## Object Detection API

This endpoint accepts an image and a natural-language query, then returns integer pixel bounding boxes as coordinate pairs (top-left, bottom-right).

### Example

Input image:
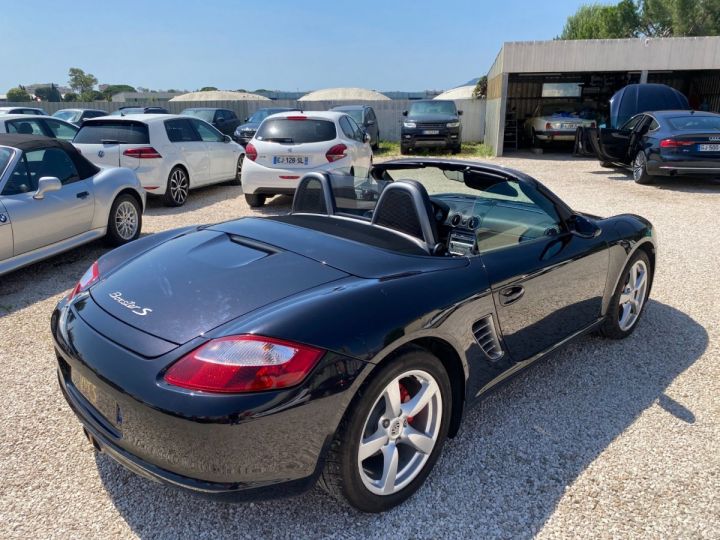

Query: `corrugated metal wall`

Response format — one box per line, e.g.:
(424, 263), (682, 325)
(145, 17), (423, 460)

(1, 99), (486, 142)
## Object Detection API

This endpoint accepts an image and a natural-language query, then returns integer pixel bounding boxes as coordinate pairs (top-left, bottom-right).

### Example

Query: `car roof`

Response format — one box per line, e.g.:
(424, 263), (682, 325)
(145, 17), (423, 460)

(650, 110), (719, 118)
(332, 105), (367, 111)
(0, 134), (100, 177)
(0, 114), (54, 121)
(84, 113), (181, 123)
(270, 110), (345, 120)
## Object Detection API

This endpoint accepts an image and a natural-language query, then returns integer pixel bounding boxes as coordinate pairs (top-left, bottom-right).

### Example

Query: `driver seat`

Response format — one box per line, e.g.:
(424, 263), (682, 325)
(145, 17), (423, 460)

(371, 179), (440, 254)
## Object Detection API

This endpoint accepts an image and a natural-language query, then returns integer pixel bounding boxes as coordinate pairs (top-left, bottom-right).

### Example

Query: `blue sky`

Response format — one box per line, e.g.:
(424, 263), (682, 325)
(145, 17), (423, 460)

(4, 0), (585, 92)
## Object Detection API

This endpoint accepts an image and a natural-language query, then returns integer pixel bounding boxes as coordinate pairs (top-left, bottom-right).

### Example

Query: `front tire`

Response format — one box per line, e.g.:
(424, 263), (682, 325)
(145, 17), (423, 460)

(632, 151), (654, 184)
(163, 166), (190, 206)
(319, 348), (451, 513)
(106, 194), (141, 246)
(244, 193), (266, 208)
(599, 250), (652, 339)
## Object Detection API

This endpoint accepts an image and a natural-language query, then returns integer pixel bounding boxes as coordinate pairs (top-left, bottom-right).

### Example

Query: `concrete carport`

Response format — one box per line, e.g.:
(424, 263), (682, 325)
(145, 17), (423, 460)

(485, 36), (720, 156)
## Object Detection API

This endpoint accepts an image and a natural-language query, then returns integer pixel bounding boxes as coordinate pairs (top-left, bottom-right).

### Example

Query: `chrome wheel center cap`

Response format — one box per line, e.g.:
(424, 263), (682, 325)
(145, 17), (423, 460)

(388, 418), (403, 439)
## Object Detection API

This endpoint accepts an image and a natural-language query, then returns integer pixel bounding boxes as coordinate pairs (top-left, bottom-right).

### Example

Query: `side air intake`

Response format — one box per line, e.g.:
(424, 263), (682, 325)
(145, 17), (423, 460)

(472, 316), (504, 361)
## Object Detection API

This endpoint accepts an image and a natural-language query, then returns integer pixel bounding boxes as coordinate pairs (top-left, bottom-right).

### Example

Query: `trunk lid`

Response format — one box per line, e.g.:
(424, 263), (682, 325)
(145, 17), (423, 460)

(90, 229), (348, 344)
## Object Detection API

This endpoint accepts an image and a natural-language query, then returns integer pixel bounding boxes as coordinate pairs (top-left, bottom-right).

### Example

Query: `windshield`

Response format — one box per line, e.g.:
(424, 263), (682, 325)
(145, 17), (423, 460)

(255, 118), (336, 143)
(667, 115), (720, 131)
(340, 109), (363, 124)
(53, 110), (79, 122)
(248, 109), (288, 123)
(408, 101), (457, 116)
(181, 109), (214, 122)
(0, 147), (13, 176)
(539, 102), (596, 119)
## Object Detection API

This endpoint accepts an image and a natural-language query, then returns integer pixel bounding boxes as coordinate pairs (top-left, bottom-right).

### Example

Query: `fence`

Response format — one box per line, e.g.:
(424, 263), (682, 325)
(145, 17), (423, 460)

(2, 99), (486, 142)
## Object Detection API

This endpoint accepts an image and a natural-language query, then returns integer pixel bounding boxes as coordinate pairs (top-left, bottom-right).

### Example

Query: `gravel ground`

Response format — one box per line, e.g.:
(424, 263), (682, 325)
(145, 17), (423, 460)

(1, 152), (718, 539)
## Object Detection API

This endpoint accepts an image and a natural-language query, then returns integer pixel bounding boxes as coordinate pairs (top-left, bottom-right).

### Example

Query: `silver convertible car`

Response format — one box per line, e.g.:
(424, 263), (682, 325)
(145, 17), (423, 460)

(0, 135), (145, 276)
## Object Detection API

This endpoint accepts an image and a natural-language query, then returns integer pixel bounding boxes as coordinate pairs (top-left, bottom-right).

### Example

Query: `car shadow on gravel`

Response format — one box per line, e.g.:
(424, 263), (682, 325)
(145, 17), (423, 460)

(587, 168), (720, 193)
(144, 185), (292, 217)
(94, 300), (707, 539)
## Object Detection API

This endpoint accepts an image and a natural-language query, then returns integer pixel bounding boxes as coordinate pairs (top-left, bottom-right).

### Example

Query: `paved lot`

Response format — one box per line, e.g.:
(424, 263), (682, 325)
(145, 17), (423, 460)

(1, 153), (718, 539)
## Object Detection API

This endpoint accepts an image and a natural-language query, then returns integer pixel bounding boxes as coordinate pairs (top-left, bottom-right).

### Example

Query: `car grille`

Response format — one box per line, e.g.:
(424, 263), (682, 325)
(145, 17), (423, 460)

(416, 122), (447, 129)
(472, 316), (504, 361)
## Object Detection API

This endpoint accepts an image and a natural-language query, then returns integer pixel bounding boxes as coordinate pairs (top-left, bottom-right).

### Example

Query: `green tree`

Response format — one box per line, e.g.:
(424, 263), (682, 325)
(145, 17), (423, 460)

(6, 86), (32, 102)
(472, 76), (488, 98)
(63, 92), (79, 102)
(200, 86), (218, 91)
(560, 0), (639, 39)
(34, 84), (62, 102)
(80, 90), (104, 102)
(101, 84), (137, 101)
(68, 67), (98, 95)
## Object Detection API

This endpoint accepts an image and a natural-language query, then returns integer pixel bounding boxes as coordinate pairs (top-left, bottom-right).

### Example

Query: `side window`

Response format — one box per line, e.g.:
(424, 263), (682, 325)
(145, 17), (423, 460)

(339, 116), (355, 139)
(346, 116), (365, 142)
(190, 119), (224, 142)
(43, 120), (78, 141)
(165, 119), (201, 142)
(648, 118), (660, 130)
(1, 155), (36, 195)
(367, 109), (376, 123)
(620, 115), (644, 132)
(214, 110), (225, 123)
(7, 119), (45, 136)
(25, 148), (79, 185)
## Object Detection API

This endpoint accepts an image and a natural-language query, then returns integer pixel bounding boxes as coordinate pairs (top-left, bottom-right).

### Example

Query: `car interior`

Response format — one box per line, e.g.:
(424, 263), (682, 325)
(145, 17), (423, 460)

(273, 165), (563, 257)
(1, 148), (80, 195)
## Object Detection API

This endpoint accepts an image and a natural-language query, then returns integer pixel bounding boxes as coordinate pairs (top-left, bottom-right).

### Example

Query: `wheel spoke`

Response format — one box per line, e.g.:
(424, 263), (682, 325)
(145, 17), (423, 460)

(402, 379), (438, 418)
(620, 302), (632, 324)
(634, 268), (646, 291)
(379, 443), (399, 494)
(359, 430), (388, 462)
(402, 426), (435, 455)
(384, 382), (402, 417)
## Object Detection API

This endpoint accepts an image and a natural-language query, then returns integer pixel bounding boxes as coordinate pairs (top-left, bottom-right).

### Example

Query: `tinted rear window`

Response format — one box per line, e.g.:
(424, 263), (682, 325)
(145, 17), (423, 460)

(255, 119), (336, 143)
(667, 116), (720, 131)
(74, 121), (149, 144)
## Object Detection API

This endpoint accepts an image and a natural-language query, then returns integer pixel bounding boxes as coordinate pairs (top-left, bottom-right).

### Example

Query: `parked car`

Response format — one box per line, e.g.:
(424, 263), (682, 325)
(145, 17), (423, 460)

(73, 114), (244, 206)
(0, 134), (145, 275)
(331, 105), (380, 149)
(524, 102), (597, 146)
(52, 108), (108, 126)
(589, 110), (720, 184)
(53, 158), (656, 512)
(241, 111), (372, 207)
(0, 106), (48, 116)
(0, 114), (78, 141)
(401, 100), (462, 154)
(110, 106), (169, 116)
(180, 108), (241, 137)
(233, 107), (298, 145)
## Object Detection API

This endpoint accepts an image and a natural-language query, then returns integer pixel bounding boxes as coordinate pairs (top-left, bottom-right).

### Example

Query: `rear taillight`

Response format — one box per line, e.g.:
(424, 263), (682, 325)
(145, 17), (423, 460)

(245, 142), (258, 161)
(164, 335), (323, 393)
(590, 122), (596, 128)
(123, 147), (162, 159)
(67, 261), (99, 301)
(326, 144), (347, 163)
(660, 138), (695, 148)
(545, 122), (552, 130)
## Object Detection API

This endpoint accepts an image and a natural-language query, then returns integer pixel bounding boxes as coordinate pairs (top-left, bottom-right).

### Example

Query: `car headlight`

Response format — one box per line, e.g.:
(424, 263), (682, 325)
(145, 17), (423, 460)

(403, 122), (416, 128)
(447, 121), (460, 128)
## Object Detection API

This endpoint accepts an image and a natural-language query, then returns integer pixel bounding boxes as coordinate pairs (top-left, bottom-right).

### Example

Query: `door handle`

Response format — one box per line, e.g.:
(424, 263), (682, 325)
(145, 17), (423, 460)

(76, 191), (89, 199)
(499, 285), (525, 306)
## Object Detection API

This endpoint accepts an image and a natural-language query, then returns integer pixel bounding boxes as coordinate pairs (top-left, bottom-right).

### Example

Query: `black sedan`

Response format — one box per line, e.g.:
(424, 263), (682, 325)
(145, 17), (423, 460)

(590, 110), (720, 183)
(180, 107), (241, 137)
(52, 159), (657, 512)
(232, 107), (298, 145)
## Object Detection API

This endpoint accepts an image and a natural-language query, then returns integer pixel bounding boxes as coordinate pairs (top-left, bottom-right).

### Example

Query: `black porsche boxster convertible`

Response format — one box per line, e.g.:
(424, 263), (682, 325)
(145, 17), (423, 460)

(52, 159), (657, 513)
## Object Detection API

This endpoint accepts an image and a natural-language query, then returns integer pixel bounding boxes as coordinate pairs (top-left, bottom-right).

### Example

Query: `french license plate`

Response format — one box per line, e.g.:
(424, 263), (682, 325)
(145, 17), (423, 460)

(273, 156), (309, 165)
(423, 130), (440, 135)
(561, 123), (576, 129)
(73, 372), (119, 428)
(698, 144), (720, 152)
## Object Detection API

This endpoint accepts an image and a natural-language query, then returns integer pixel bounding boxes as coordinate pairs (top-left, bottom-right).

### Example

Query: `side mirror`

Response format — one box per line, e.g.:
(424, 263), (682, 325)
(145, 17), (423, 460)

(223, 134), (231, 143)
(363, 132), (372, 144)
(458, 110), (464, 116)
(34, 177), (62, 200)
(569, 214), (601, 238)
(402, 111), (408, 116)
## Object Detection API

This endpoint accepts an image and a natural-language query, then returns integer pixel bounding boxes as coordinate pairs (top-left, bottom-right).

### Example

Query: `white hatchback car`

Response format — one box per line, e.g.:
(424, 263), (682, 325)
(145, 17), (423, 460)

(240, 111), (372, 207)
(73, 114), (245, 206)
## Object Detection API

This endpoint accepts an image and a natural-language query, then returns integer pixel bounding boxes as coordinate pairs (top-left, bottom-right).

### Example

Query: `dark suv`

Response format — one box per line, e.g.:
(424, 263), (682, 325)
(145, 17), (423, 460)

(401, 100), (462, 154)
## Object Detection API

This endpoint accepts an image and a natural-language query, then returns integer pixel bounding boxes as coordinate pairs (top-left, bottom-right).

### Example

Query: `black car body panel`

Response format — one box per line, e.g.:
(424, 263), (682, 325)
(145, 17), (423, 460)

(180, 108), (241, 136)
(52, 158), (657, 500)
(609, 83), (688, 129)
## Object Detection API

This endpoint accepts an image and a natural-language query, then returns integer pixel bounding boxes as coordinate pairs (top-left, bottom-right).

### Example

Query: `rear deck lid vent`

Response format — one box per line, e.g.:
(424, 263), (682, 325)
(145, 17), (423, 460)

(472, 316), (504, 361)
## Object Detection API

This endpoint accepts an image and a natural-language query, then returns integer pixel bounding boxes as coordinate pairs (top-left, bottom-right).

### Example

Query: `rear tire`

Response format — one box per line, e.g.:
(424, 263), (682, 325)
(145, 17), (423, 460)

(245, 193), (266, 208)
(163, 166), (190, 206)
(319, 348), (451, 513)
(106, 194), (141, 246)
(632, 151), (654, 184)
(599, 250), (652, 339)
(227, 155), (244, 186)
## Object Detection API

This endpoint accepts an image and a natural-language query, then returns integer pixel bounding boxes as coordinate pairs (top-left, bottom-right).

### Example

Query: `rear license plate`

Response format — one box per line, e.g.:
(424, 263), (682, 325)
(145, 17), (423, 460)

(561, 123), (576, 129)
(273, 156), (309, 165)
(73, 372), (119, 428)
(423, 130), (440, 135)
(698, 144), (720, 152)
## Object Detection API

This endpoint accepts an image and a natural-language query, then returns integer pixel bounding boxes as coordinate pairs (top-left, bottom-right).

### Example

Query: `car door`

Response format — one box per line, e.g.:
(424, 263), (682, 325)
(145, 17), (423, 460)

(475, 178), (609, 362)
(188, 118), (235, 182)
(0, 148), (95, 255)
(365, 108), (379, 143)
(42, 119), (79, 141)
(594, 114), (646, 163)
(164, 118), (211, 185)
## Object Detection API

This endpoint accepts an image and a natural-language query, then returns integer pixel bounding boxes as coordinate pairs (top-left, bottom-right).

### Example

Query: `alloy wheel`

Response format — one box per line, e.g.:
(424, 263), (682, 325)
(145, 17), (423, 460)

(114, 200), (138, 240)
(618, 259), (648, 331)
(170, 169), (189, 204)
(357, 370), (442, 496)
(633, 153), (645, 181)
(236, 155), (244, 181)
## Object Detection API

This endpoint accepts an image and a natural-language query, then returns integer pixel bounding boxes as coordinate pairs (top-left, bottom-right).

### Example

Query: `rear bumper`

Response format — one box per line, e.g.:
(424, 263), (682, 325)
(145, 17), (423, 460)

(240, 157), (352, 195)
(534, 130), (576, 142)
(401, 128), (460, 149)
(647, 156), (720, 176)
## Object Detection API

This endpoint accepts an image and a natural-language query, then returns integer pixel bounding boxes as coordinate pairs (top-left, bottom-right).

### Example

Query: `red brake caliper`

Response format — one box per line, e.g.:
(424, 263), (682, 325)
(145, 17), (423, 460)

(399, 382), (414, 424)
